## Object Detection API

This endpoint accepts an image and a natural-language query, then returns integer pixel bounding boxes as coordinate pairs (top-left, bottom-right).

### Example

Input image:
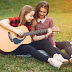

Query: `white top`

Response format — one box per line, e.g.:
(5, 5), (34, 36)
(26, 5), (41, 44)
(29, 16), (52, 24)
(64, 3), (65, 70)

(37, 16), (47, 23)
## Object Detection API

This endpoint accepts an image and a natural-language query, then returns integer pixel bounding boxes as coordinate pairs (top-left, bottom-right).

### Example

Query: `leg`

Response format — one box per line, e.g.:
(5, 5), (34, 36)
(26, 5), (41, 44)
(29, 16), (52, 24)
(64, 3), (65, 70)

(56, 41), (72, 56)
(12, 44), (48, 62)
(12, 44), (63, 68)
(30, 39), (70, 59)
(30, 39), (57, 56)
(30, 39), (69, 64)
(53, 47), (70, 59)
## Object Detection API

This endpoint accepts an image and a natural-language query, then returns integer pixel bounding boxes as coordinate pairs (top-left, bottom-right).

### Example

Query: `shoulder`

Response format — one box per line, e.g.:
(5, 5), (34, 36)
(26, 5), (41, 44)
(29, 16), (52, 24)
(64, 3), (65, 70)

(46, 16), (53, 21)
(8, 16), (20, 21)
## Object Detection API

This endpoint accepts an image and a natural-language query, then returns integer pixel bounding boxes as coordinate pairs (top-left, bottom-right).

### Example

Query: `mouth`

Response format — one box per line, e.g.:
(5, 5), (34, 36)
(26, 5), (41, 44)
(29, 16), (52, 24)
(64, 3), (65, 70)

(28, 19), (32, 22)
(40, 15), (44, 17)
(40, 15), (43, 16)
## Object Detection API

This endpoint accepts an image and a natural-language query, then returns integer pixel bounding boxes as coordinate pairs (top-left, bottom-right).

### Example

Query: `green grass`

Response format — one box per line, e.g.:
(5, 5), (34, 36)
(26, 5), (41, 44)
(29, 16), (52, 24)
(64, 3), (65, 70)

(0, 54), (72, 72)
(49, 13), (72, 41)
(0, 0), (72, 72)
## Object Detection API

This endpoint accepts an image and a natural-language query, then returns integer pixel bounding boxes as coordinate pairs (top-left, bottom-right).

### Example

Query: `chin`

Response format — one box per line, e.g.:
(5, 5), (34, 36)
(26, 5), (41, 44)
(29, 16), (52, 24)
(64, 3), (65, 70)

(27, 20), (30, 22)
(28, 21), (31, 22)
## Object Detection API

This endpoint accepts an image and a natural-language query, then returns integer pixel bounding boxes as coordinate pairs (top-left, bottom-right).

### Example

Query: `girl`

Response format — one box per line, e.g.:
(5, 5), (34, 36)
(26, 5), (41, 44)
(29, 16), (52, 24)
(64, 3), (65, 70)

(0, 5), (64, 68)
(31, 1), (72, 63)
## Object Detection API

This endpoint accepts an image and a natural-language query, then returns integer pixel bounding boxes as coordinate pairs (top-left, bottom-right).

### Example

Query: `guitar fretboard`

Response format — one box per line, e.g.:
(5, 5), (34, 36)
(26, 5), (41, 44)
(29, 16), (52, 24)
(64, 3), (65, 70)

(24, 29), (48, 36)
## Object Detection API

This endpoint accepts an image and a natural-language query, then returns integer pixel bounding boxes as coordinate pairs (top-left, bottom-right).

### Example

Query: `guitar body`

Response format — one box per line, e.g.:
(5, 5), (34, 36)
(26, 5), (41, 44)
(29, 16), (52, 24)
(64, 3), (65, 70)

(0, 26), (31, 52)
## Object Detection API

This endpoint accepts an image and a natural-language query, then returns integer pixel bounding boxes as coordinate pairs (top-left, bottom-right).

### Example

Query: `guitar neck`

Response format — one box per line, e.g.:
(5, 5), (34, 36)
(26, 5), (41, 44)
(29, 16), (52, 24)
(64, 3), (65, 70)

(24, 27), (59, 36)
(24, 29), (48, 36)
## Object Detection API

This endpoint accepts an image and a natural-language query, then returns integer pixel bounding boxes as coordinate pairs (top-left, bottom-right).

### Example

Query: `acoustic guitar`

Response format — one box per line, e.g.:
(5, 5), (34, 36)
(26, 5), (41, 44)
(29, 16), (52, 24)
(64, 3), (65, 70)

(0, 25), (59, 52)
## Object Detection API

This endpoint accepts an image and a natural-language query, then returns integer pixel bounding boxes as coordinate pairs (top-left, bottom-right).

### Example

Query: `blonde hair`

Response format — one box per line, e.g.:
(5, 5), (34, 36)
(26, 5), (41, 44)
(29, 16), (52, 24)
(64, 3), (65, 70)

(19, 5), (34, 26)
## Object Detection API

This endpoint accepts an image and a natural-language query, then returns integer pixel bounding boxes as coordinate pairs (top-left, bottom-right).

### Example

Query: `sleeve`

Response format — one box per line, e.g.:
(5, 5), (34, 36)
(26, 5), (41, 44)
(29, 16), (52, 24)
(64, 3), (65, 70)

(31, 25), (36, 38)
(49, 17), (54, 37)
(49, 17), (54, 28)
(48, 36), (56, 46)
(48, 17), (55, 46)
(8, 17), (20, 27)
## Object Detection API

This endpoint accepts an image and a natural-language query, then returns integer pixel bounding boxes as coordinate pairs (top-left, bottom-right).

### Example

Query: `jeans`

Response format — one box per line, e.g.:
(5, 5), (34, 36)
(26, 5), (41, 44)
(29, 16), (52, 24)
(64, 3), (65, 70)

(56, 41), (72, 56)
(30, 39), (70, 59)
(12, 44), (48, 62)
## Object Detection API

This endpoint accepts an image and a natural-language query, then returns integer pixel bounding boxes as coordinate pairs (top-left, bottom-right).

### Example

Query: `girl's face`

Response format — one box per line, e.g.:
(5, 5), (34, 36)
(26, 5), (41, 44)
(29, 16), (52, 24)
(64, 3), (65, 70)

(39, 7), (47, 19)
(25, 11), (35, 22)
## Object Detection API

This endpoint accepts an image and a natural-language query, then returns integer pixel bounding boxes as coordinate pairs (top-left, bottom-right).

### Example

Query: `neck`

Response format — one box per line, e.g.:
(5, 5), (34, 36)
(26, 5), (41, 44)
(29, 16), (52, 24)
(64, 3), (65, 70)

(39, 17), (45, 19)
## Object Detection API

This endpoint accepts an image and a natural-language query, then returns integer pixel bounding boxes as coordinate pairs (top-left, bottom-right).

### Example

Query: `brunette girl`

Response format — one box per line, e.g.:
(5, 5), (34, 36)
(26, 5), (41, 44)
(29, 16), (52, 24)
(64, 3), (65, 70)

(31, 1), (72, 63)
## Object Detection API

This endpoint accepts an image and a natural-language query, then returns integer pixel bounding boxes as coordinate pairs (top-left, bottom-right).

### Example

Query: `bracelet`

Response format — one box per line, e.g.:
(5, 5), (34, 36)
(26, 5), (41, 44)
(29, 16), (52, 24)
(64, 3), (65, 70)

(45, 35), (48, 38)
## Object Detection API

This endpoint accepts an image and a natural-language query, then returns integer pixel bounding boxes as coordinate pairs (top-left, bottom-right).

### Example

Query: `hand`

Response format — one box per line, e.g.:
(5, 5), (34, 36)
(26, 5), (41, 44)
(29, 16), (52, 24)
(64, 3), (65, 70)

(52, 27), (60, 32)
(53, 45), (56, 47)
(15, 29), (24, 37)
(46, 28), (52, 37)
(48, 28), (52, 34)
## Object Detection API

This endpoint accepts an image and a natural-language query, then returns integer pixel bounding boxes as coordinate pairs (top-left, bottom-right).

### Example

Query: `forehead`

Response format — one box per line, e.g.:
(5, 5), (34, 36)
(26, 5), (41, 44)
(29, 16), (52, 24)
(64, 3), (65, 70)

(28, 11), (35, 15)
(39, 7), (47, 12)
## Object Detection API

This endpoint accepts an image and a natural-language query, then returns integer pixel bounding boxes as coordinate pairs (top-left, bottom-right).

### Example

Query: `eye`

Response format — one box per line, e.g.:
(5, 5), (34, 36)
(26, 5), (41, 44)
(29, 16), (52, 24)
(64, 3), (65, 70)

(30, 15), (32, 17)
(39, 11), (42, 12)
(30, 14), (34, 17)
(43, 12), (46, 13)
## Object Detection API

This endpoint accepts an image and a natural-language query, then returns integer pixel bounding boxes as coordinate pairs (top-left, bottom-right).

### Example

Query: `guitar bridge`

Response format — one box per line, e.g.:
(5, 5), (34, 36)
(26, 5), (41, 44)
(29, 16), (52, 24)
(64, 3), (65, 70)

(8, 32), (13, 42)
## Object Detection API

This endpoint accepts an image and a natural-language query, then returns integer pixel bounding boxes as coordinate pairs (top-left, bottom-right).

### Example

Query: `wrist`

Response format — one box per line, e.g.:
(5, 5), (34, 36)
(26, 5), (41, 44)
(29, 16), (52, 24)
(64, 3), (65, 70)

(13, 28), (18, 34)
(45, 34), (48, 38)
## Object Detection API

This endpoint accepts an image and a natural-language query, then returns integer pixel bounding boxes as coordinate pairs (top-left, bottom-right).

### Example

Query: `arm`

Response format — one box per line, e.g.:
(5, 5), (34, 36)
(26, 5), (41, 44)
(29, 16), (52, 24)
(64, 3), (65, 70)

(0, 19), (23, 36)
(0, 19), (17, 33)
(31, 19), (52, 41)
(49, 17), (60, 32)
(49, 18), (60, 47)
(31, 26), (52, 41)
(48, 17), (56, 46)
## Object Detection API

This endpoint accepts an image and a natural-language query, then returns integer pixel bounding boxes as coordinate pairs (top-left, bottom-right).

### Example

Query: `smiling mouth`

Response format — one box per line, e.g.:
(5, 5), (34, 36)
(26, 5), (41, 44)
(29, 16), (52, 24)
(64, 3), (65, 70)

(28, 19), (32, 22)
(40, 15), (43, 16)
(30, 19), (32, 21)
(40, 15), (44, 17)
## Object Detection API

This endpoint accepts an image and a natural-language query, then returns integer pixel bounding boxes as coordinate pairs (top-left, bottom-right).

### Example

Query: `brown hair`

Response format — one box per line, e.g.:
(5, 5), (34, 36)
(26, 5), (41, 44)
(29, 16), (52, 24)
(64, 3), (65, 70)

(34, 1), (49, 20)
(19, 5), (34, 26)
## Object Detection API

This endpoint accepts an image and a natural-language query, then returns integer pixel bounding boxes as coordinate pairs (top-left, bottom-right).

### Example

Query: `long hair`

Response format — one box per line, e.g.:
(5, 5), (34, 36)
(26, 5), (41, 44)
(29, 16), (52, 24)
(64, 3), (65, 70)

(19, 5), (34, 26)
(34, 1), (49, 20)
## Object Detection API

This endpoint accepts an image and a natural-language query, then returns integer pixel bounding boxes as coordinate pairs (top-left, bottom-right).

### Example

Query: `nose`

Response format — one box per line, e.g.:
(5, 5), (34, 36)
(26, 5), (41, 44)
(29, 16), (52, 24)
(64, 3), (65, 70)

(41, 12), (43, 15)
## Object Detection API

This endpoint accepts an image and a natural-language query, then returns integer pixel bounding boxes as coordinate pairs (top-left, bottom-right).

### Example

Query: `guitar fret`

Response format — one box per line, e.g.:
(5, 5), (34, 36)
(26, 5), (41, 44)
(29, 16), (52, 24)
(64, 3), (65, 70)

(24, 29), (48, 36)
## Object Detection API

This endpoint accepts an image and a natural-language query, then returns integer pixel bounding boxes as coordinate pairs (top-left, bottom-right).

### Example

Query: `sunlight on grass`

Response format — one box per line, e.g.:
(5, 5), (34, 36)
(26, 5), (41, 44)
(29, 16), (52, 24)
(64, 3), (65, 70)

(49, 13), (72, 41)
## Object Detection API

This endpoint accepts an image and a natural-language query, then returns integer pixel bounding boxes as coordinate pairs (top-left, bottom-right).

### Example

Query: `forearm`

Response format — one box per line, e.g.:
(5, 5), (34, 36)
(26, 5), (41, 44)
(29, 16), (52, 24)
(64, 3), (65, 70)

(33, 28), (52, 41)
(0, 19), (16, 33)
(31, 25), (46, 41)
(33, 35), (46, 41)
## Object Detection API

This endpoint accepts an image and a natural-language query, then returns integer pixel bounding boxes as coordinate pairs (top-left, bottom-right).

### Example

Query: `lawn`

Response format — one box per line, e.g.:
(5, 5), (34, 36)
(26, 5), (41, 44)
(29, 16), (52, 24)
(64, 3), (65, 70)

(0, 0), (72, 72)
